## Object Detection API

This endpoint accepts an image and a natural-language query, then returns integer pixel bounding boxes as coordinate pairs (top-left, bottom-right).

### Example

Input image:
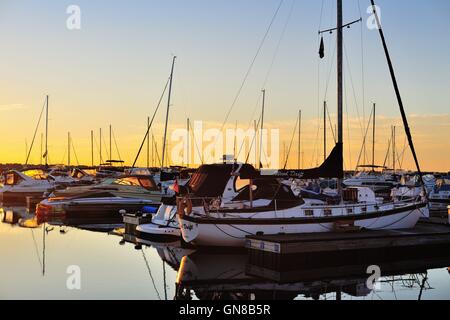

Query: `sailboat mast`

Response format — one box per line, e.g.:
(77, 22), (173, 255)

(147, 117), (150, 168)
(372, 103), (376, 170)
(187, 118), (190, 168)
(40, 133), (43, 165)
(99, 128), (102, 165)
(298, 109), (302, 169)
(337, 0), (343, 194)
(393, 126), (396, 173)
(91, 130), (94, 166)
(337, 0), (343, 146)
(161, 56), (176, 170)
(109, 125), (112, 162)
(45, 95), (49, 167)
(324, 101), (327, 162)
(68, 132), (71, 167)
(259, 89), (266, 169)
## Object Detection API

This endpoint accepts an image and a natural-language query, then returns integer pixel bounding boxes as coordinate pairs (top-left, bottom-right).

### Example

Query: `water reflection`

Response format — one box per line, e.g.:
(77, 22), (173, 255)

(1, 205), (450, 300)
(173, 249), (446, 300)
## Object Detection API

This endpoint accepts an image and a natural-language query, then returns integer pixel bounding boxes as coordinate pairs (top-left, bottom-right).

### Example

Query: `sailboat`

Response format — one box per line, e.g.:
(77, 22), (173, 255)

(178, 0), (428, 247)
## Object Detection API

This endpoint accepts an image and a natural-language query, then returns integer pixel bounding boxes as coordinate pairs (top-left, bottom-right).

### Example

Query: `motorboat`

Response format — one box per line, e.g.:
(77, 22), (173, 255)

(429, 176), (450, 211)
(36, 174), (164, 222)
(0, 170), (55, 205)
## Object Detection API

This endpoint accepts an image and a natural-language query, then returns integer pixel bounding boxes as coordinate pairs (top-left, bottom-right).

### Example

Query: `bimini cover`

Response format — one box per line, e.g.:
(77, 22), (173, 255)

(188, 164), (235, 197)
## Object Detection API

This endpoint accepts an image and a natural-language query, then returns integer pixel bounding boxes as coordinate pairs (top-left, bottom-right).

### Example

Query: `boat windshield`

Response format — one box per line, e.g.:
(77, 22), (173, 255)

(114, 176), (158, 191)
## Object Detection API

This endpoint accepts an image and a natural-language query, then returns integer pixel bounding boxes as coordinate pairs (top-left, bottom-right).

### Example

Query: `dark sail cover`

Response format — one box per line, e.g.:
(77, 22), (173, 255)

(280, 143), (344, 179)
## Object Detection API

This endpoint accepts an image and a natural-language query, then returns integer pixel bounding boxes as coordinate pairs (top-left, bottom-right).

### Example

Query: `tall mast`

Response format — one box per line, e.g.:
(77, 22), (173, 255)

(254, 120), (258, 167)
(161, 56), (176, 171)
(40, 133), (43, 165)
(337, 0), (343, 195)
(109, 125), (112, 162)
(259, 89), (266, 169)
(91, 130), (94, 166)
(298, 109), (302, 169)
(151, 134), (154, 167)
(147, 117), (150, 168)
(187, 118), (190, 168)
(337, 0), (343, 146)
(68, 132), (71, 167)
(45, 95), (49, 167)
(99, 128), (102, 165)
(372, 103), (376, 170)
(393, 126), (396, 173)
(324, 101), (327, 162)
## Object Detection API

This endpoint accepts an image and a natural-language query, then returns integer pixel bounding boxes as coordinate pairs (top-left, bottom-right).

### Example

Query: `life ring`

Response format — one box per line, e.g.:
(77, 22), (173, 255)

(177, 197), (193, 217)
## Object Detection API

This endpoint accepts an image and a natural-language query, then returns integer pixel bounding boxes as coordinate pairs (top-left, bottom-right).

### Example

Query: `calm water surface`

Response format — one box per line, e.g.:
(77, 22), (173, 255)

(1, 206), (450, 300)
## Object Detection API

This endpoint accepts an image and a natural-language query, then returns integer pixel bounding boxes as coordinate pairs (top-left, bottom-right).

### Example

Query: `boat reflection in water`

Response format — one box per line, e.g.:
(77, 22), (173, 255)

(1, 206), (39, 228)
(173, 245), (450, 300)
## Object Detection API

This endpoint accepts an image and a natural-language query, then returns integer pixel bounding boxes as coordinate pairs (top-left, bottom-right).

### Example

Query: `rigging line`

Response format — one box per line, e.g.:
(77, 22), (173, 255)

(355, 107), (374, 170)
(215, 0), (284, 142)
(326, 103), (337, 144)
(71, 139), (80, 166)
(93, 135), (101, 164)
(112, 129), (122, 162)
(189, 119), (203, 165)
(235, 0), (295, 154)
(383, 135), (392, 168)
(140, 248), (162, 300)
(232, 0), (292, 159)
(151, 132), (162, 167)
(132, 77), (170, 168)
(244, 115), (262, 164)
(398, 136), (407, 169)
(283, 117), (299, 169)
(344, 43), (366, 143)
(25, 98), (47, 165)
(101, 131), (110, 161)
(357, 0), (367, 165)
(344, 76), (352, 170)
(370, 0), (426, 195)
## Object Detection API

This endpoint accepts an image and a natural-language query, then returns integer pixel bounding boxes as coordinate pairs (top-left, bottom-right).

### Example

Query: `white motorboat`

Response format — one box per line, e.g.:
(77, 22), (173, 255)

(0, 170), (54, 204)
(429, 176), (450, 211)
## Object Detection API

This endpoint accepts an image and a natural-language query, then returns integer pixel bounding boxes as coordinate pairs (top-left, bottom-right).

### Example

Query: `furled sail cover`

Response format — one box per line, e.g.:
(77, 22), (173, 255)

(280, 143), (344, 179)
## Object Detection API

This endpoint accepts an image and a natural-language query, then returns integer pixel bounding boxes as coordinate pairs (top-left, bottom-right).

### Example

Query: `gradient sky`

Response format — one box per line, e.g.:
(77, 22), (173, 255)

(0, 0), (449, 171)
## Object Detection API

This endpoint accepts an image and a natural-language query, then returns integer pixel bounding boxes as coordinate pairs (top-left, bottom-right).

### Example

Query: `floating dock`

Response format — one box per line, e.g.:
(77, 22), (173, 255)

(246, 221), (450, 255)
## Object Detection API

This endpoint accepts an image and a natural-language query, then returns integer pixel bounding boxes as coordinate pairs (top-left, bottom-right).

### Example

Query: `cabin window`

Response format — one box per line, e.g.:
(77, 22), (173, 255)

(361, 206), (367, 213)
(324, 209), (332, 216)
(347, 208), (353, 214)
(235, 177), (250, 191)
(305, 209), (314, 217)
(6, 173), (16, 185)
(138, 178), (157, 190)
(116, 177), (140, 186)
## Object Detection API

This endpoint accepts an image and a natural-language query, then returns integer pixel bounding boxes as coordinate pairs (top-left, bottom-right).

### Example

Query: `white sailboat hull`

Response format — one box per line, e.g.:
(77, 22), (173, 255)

(179, 204), (425, 247)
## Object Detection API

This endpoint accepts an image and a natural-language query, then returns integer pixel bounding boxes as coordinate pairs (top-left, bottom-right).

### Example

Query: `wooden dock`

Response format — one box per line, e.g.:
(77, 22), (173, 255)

(245, 221), (450, 255)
